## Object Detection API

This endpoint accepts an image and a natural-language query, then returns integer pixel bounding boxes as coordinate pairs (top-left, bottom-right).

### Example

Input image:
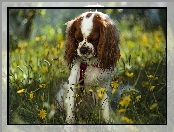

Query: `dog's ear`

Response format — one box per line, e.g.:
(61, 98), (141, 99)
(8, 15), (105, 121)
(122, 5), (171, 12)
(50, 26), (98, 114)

(97, 19), (120, 70)
(64, 20), (78, 67)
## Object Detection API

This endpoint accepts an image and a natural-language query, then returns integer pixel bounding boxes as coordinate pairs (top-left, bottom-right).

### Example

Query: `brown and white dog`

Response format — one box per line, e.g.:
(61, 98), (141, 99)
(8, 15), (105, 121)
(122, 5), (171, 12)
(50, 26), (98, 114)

(56, 11), (120, 124)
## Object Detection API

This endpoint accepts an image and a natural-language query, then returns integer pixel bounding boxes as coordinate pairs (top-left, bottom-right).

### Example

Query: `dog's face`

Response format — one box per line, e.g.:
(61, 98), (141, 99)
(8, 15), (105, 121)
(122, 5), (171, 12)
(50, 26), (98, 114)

(75, 12), (101, 59)
(64, 11), (120, 69)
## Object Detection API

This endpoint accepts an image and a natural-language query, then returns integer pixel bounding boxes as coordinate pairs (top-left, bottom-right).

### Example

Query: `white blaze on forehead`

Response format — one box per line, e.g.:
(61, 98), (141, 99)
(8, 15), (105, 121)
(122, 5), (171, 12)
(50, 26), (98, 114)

(81, 12), (95, 38)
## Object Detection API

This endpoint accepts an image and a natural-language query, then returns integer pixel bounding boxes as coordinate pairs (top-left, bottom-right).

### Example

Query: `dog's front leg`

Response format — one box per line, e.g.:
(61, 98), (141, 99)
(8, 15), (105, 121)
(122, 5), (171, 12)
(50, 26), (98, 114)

(101, 92), (110, 123)
(65, 63), (80, 124)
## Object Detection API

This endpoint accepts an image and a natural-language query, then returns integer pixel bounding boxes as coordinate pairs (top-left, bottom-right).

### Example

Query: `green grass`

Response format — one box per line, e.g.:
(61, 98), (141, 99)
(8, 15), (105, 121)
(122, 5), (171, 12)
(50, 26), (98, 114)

(9, 20), (166, 124)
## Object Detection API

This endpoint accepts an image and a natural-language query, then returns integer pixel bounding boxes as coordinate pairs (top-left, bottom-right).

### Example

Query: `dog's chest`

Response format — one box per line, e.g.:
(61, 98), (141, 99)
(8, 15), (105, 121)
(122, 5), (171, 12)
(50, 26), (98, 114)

(82, 66), (110, 85)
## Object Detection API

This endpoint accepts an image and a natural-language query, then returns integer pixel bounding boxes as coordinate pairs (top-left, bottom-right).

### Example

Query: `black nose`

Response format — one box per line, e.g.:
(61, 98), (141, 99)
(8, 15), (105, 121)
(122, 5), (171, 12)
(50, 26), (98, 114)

(80, 47), (88, 54)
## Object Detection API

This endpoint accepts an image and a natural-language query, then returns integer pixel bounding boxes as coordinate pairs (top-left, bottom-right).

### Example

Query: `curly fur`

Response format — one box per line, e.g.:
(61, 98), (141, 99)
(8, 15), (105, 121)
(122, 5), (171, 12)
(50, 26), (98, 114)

(64, 13), (120, 70)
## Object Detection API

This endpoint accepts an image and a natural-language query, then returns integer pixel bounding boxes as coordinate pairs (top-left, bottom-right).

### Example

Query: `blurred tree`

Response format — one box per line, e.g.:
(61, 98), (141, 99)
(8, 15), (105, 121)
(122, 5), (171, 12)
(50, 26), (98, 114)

(9, 9), (41, 50)
(116, 9), (166, 37)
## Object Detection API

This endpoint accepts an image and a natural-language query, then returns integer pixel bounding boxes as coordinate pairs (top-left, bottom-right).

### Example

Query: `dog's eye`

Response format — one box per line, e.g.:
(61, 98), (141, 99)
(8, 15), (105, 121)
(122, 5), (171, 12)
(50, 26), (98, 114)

(75, 37), (83, 42)
(90, 39), (98, 43)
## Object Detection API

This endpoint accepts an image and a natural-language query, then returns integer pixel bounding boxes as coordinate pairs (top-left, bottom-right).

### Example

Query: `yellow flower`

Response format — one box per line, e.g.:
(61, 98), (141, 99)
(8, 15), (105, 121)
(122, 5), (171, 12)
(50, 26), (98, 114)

(98, 93), (104, 99)
(150, 103), (157, 110)
(131, 88), (136, 94)
(136, 95), (141, 102)
(111, 81), (119, 89)
(111, 88), (117, 95)
(142, 81), (149, 87)
(15, 48), (19, 53)
(41, 66), (47, 73)
(147, 75), (154, 79)
(35, 37), (41, 41)
(38, 109), (47, 119)
(30, 91), (34, 99)
(59, 69), (64, 73)
(78, 99), (83, 105)
(44, 49), (49, 56)
(150, 86), (155, 91)
(39, 84), (43, 88)
(51, 104), (55, 109)
(155, 77), (158, 80)
(97, 88), (105, 99)
(119, 95), (131, 107)
(17, 89), (25, 94)
(75, 94), (79, 98)
(89, 89), (93, 93)
(41, 95), (44, 101)
(111, 74), (115, 79)
(127, 41), (134, 48)
(20, 49), (25, 54)
(122, 116), (134, 124)
(118, 108), (126, 113)
(125, 71), (134, 78)
(13, 62), (18, 67)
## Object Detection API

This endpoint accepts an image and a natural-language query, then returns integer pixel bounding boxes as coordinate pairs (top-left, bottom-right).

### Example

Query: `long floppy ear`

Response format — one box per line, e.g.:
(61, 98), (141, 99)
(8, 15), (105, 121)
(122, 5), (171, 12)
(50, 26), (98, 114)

(64, 20), (78, 67)
(97, 18), (120, 70)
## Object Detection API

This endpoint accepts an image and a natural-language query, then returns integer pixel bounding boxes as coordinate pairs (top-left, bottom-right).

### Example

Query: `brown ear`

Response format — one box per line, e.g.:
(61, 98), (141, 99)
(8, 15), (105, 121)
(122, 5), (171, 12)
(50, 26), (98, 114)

(64, 20), (78, 67)
(97, 19), (120, 70)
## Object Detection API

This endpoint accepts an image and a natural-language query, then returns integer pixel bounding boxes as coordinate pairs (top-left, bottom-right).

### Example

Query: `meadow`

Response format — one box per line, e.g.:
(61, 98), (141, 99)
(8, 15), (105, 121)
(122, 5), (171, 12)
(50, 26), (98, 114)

(8, 9), (166, 124)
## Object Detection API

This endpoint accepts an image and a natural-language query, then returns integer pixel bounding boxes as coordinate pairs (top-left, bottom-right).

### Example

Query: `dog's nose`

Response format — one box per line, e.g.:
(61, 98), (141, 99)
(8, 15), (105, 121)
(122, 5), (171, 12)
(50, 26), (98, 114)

(80, 47), (88, 54)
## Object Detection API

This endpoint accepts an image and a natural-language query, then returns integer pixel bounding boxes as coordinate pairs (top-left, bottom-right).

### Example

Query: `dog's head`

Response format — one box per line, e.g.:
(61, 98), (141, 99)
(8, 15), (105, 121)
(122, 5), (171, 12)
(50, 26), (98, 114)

(64, 11), (120, 69)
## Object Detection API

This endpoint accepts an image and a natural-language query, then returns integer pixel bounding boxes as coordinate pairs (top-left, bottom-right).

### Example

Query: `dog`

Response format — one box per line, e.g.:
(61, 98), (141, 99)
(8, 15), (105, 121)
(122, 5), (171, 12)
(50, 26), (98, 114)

(56, 11), (120, 124)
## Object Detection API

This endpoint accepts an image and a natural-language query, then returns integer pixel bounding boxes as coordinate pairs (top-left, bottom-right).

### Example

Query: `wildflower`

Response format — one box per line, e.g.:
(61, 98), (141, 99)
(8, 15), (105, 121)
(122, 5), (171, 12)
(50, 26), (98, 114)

(125, 71), (134, 78)
(118, 108), (126, 113)
(38, 109), (47, 119)
(39, 84), (43, 88)
(111, 74), (115, 80)
(13, 62), (18, 67)
(122, 116), (134, 124)
(147, 75), (154, 79)
(111, 81), (119, 89)
(41, 95), (44, 101)
(78, 99), (83, 105)
(119, 95), (131, 107)
(150, 103), (157, 110)
(30, 91), (34, 99)
(150, 86), (155, 91)
(97, 88), (105, 99)
(44, 49), (49, 56)
(35, 37), (41, 41)
(111, 88), (117, 95)
(17, 89), (25, 94)
(130, 88), (136, 94)
(89, 88), (93, 93)
(20, 49), (25, 54)
(155, 77), (158, 80)
(59, 69), (64, 73)
(136, 95), (141, 102)
(51, 104), (55, 109)
(15, 48), (19, 53)
(127, 41), (134, 48)
(41, 66), (47, 73)
(142, 81), (149, 87)
(75, 94), (79, 98)
(77, 84), (81, 89)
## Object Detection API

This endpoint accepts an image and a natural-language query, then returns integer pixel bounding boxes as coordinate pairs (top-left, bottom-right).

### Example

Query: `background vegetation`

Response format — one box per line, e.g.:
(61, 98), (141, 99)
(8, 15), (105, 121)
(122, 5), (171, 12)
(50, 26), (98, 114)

(9, 8), (166, 124)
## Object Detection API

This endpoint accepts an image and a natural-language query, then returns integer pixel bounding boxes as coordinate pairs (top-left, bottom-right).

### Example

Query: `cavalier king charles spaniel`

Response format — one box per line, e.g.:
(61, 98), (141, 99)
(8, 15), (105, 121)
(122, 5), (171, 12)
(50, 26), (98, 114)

(56, 11), (120, 124)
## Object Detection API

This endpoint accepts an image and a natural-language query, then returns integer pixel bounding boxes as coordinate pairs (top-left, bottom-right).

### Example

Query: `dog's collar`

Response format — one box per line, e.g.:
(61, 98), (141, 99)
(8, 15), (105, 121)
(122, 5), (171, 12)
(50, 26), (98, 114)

(79, 62), (102, 85)
(79, 62), (87, 85)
